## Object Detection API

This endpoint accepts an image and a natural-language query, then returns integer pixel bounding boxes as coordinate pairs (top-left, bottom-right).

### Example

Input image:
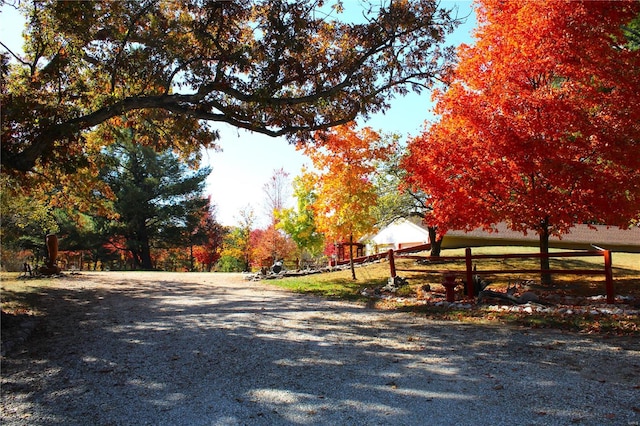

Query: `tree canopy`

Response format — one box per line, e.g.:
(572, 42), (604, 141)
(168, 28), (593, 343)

(1, 0), (461, 175)
(405, 0), (640, 235)
(0, 175), (59, 262)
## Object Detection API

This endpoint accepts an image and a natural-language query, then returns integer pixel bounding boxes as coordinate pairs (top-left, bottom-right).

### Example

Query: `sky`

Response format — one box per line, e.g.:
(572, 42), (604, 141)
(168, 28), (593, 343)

(0, 1), (477, 228)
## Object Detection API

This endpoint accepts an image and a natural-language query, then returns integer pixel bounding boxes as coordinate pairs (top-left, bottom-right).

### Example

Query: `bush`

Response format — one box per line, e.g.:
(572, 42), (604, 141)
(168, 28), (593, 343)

(216, 255), (246, 272)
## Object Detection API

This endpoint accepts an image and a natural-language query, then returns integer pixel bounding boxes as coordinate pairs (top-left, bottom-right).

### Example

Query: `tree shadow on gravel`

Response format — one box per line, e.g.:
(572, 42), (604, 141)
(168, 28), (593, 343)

(1, 273), (639, 426)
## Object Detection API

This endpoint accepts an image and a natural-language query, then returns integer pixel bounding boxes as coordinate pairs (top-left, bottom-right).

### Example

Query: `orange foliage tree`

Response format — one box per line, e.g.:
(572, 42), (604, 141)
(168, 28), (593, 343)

(299, 122), (395, 279)
(404, 0), (640, 283)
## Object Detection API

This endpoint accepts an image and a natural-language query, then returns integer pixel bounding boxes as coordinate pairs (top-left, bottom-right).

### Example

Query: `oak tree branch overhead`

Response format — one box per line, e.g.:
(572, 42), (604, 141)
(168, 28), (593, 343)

(1, 0), (462, 173)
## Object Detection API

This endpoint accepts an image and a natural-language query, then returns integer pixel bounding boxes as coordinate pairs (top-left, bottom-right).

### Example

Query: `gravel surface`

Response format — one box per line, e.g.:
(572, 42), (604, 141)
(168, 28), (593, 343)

(1, 271), (639, 426)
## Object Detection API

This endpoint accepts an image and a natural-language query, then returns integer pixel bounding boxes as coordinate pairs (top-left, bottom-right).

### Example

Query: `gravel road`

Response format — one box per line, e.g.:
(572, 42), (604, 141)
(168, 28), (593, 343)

(1, 271), (639, 425)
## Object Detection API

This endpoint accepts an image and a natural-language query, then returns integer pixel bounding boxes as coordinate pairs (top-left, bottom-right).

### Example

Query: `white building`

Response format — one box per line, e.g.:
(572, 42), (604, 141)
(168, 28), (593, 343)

(365, 218), (431, 254)
(366, 219), (640, 254)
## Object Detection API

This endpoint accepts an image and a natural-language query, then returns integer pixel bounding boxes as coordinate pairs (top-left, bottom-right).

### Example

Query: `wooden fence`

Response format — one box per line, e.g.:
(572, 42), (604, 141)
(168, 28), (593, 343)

(387, 247), (616, 303)
(331, 243), (433, 266)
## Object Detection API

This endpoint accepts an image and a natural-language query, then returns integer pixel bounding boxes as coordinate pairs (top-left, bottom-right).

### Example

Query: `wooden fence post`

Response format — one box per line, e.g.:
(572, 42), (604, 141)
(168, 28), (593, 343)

(603, 250), (614, 304)
(465, 247), (474, 298)
(388, 249), (396, 278)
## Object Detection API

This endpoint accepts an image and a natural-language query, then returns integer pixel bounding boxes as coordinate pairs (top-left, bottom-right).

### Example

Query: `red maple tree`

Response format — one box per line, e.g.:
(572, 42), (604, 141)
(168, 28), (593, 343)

(403, 0), (640, 283)
(249, 226), (297, 271)
(191, 198), (225, 272)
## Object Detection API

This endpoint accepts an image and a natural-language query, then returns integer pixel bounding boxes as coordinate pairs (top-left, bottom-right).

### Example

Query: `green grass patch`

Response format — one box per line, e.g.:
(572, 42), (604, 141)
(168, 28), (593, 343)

(1, 272), (49, 317)
(273, 274), (386, 300)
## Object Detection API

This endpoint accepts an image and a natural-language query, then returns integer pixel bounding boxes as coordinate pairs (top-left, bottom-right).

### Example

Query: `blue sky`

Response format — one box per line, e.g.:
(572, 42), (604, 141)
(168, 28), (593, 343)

(0, 1), (476, 227)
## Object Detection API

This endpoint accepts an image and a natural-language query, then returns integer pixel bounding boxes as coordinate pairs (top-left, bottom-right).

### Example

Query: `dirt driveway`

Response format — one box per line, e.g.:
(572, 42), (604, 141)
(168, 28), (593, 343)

(1, 271), (639, 425)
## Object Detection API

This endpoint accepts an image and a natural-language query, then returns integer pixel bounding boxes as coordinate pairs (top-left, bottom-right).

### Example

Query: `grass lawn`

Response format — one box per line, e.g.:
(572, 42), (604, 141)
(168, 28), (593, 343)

(268, 247), (640, 335)
(1, 276), (48, 316)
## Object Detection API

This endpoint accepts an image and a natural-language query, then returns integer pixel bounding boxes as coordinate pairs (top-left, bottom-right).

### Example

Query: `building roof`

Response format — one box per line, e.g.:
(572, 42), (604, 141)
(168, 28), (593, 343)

(443, 223), (640, 253)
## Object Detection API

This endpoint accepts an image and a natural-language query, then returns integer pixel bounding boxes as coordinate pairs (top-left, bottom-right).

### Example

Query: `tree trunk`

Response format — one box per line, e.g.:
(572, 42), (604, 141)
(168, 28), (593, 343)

(349, 234), (357, 280)
(130, 251), (141, 270)
(134, 242), (154, 270)
(138, 223), (154, 269)
(539, 218), (552, 285)
(141, 237), (154, 269)
(427, 226), (443, 257)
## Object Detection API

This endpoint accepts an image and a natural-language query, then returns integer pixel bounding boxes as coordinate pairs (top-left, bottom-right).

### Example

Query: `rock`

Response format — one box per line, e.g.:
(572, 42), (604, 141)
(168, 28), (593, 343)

(382, 276), (408, 293)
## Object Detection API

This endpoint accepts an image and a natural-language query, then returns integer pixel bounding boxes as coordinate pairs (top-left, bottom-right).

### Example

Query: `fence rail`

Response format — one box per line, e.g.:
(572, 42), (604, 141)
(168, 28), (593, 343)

(388, 247), (615, 303)
(331, 243), (433, 267)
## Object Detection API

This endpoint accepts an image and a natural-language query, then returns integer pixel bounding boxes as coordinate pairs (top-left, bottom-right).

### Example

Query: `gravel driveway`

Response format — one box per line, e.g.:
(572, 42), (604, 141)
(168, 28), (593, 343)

(1, 272), (639, 425)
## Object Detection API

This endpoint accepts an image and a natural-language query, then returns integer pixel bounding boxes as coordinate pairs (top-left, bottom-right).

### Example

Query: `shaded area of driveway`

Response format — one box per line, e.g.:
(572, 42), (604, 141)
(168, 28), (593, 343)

(1, 272), (639, 425)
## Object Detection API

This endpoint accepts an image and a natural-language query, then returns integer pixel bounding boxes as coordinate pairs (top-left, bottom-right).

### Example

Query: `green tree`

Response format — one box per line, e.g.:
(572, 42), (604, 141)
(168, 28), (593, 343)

(277, 174), (324, 261)
(217, 206), (255, 272)
(0, 176), (59, 268)
(217, 226), (246, 272)
(54, 210), (119, 270)
(1, 0), (461, 177)
(101, 131), (210, 269)
(623, 14), (640, 49)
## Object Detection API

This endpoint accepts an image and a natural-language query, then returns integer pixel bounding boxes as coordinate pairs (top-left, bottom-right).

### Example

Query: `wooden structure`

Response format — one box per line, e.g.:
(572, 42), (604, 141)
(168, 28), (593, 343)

(335, 241), (365, 262)
(388, 247), (616, 303)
